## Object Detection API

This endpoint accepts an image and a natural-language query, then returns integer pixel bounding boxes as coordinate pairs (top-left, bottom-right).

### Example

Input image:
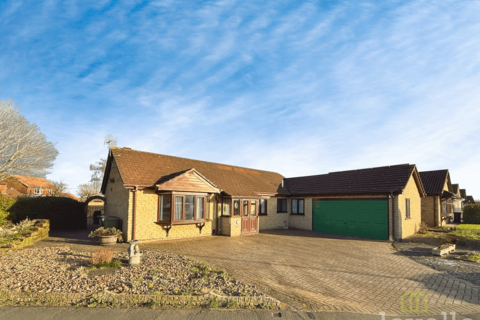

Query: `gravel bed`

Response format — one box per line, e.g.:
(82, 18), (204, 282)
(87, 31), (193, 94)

(0, 247), (264, 297)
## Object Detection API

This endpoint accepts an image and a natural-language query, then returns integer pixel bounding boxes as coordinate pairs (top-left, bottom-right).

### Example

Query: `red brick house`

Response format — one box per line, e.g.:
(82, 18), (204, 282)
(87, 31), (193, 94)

(2, 175), (55, 197)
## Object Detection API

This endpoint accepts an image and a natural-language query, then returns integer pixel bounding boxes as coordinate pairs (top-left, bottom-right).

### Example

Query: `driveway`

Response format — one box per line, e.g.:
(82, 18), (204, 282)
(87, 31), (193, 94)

(139, 229), (480, 315)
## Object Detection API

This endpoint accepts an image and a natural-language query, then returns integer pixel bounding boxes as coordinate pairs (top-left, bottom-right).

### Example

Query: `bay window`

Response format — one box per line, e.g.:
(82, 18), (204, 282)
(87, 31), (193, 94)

(158, 195), (171, 221)
(196, 197), (205, 219)
(158, 194), (207, 224)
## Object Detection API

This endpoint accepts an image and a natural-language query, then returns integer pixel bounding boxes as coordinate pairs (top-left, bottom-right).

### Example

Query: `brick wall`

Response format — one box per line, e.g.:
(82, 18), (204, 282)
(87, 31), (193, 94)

(397, 175), (422, 238)
(288, 198), (313, 230)
(258, 197), (289, 230)
(103, 159), (131, 241)
(421, 195), (438, 227)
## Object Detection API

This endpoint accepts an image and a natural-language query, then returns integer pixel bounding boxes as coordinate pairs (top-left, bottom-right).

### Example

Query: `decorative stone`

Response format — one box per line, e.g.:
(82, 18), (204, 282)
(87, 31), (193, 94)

(432, 243), (456, 256)
(128, 240), (142, 265)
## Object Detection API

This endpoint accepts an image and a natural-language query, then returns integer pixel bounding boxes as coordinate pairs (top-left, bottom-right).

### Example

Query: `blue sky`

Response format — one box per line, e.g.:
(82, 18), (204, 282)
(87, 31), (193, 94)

(1, 0), (480, 197)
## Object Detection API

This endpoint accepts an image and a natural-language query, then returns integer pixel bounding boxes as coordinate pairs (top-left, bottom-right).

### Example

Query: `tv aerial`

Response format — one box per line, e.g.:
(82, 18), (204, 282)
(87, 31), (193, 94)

(104, 134), (117, 148)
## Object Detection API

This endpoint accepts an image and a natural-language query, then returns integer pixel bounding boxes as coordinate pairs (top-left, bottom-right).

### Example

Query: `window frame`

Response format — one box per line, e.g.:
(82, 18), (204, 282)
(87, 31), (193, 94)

(405, 198), (411, 219)
(157, 193), (208, 224)
(277, 198), (288, 213)
(221, 198), (232, 216)
(291, 199), (305, 215)
(259, 199), (268, 215)
(157, 194), (172, 222)
(233, 199), (241, 216)
(33, 187), (42, 195)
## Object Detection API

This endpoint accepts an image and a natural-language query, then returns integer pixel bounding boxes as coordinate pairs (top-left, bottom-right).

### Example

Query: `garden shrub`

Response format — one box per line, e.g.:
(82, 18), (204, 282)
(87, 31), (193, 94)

(8, 196), (86, 230)
(463, 204), (480, 224)
(91, 248), (115, 265)
(0, 194), (17, 226)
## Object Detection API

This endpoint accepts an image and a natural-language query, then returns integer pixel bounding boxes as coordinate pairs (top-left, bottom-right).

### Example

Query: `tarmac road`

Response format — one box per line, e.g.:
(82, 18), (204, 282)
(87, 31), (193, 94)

(1, 307), (480, 320)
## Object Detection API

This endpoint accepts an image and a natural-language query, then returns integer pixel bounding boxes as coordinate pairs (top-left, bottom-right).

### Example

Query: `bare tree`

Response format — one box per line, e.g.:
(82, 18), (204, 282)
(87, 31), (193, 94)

(0, 98), (58, 181)
(76, 183), (98, 201)
(49, 180), (69, 196)
(89, 158), (106, 193)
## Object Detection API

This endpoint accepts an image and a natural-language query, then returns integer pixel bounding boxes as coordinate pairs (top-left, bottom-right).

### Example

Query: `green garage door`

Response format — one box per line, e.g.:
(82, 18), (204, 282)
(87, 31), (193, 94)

(313, 200), (388, 240)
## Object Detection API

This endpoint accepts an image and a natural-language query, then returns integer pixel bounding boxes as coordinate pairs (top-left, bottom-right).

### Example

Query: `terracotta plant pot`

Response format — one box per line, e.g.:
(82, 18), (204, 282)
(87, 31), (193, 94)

(99, 235), (117, 246)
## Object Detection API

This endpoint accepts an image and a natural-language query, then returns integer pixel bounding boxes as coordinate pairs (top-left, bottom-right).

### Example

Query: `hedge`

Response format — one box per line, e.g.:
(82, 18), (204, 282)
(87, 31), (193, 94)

(463, 204), (480, 224)
(6, 196), (86, 230)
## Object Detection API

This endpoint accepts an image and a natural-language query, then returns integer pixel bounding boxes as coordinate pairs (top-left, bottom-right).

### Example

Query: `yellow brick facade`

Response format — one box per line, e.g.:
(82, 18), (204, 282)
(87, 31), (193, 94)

(103, 160), (131, 241)
(220, 216), (242, 236)
(421, 195), (440, 227)
(258, 197), (289, 230)
(396, 175), (422, 238)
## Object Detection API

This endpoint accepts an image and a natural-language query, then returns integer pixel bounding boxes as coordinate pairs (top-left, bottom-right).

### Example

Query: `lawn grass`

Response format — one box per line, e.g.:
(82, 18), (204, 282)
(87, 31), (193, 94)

(449, 229), (480, 240)
(467, 254), (480, 262)
(457, 224), (480, 230)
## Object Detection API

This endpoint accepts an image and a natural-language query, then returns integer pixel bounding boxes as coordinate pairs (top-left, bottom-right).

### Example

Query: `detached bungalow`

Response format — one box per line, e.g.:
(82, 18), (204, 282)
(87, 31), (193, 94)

(101, 147), (425, 242)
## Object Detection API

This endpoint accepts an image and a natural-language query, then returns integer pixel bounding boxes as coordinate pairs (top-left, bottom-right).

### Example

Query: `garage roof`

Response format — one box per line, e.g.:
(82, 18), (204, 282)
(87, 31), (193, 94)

(284, 164), (425, 196)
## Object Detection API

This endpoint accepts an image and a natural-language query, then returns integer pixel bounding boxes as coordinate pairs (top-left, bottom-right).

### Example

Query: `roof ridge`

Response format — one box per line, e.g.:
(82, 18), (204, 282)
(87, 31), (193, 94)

(284, 164), (413, 180)
(419, 169), (449, 173)
(113, 147), (283, 176)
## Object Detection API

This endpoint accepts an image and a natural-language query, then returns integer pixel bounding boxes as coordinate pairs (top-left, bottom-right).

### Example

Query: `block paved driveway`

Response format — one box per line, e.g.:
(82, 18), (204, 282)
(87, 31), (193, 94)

(142, 229), (480, 315)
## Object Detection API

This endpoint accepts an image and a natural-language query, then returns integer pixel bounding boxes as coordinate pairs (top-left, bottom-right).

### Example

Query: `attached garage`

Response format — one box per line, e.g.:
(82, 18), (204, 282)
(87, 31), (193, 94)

(282, 164), (427, 240)
(313, 200), (388, 240)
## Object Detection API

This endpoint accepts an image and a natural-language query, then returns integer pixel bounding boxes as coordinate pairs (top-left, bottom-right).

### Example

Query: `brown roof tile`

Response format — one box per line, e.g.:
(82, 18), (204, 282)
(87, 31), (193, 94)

(105, 147), (284, 197)
(284, 164), (422, 196)
(11, 175), (54, 189)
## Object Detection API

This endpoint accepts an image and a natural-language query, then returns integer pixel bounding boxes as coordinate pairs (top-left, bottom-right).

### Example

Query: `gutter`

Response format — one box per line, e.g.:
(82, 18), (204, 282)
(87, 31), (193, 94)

(390, 192), (395, 241)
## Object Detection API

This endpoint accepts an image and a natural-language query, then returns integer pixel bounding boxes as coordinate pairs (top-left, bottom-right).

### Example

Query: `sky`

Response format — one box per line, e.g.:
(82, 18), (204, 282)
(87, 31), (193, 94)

(1, 0), (480, 198)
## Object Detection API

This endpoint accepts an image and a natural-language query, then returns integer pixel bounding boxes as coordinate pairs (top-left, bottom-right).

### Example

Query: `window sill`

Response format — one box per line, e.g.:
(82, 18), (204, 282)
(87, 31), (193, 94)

(155, 219), (210, 226)
(290, 213), (305, 216)
(277, 211), (288, 214)
(258, 213), (268, 216)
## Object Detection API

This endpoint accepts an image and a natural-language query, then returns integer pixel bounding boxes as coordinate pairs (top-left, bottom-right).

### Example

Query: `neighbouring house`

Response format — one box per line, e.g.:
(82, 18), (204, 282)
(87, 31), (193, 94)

(0, 175), (78, 200)
(0, 182), (21, 197)
(451, 184), (464, 223)
(465, 195), (476, 205)
(419, 170), (459, 226)
(460, 189), (476, 206)
(2, 175), (55, 197)
(101, 147), (426, 242)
